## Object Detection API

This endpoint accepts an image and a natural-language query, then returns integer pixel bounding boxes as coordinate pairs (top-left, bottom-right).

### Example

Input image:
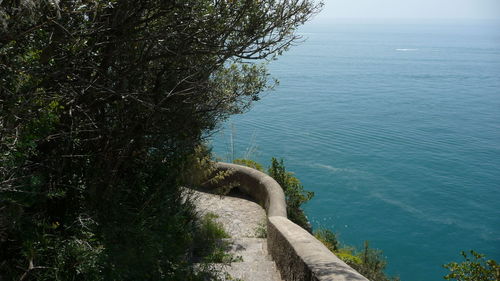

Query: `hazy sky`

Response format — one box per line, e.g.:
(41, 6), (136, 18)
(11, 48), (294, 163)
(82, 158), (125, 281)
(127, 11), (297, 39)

(317, 0), (500, 20)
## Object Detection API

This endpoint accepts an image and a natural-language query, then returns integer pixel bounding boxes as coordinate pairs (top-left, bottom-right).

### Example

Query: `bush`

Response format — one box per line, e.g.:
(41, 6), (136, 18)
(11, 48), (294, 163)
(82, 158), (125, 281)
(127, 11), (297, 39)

(233, 157), (398, 280)
(233, 159), (265, 172)
(268, 158), (314, 232)
(352, 241), (399, 281)
(192, 213), (236, 264)
(443, 250), (499, 281)
(314, 228), (340, 252)
(314, 228), (399, 281)
(231, 157), (314, 231)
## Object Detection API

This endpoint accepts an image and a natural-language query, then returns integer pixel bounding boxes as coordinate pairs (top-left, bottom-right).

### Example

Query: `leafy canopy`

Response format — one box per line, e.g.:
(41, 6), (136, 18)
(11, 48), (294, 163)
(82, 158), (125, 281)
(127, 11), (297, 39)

(0, 0), (321, 280)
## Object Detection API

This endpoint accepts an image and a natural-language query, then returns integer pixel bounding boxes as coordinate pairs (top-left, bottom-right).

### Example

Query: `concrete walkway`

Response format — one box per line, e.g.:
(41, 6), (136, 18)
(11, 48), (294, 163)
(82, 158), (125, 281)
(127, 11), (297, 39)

(190, 188), (283, 281)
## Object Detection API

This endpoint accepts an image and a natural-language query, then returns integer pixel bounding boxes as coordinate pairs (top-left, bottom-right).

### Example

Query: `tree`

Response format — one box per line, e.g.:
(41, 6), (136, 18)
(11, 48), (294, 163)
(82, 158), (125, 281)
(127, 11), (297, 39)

(0, 0), (321, 280)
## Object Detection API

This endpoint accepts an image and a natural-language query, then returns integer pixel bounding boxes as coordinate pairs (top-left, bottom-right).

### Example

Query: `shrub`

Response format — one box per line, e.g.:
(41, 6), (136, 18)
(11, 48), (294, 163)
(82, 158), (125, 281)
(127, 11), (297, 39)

(268, 158), (314, 232)
(233, 159), (265, 172)
(314, 228), (399, 281)
(254, 220), (268, 238)
(351, 241), (399, 281)
(443, 250), (499, 281)
(192, 213), (241, 264)
(314, 228), (340, 252)
(231, 157), (314, 231)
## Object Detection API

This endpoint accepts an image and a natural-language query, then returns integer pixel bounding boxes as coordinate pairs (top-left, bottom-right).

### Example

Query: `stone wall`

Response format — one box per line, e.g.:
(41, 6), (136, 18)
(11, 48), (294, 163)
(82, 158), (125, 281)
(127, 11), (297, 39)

(213, 162), (369, 281)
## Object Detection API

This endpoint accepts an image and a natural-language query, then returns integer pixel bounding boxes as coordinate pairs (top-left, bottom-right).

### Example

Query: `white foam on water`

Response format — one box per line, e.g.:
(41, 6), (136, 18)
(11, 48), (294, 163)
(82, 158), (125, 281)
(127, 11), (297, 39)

(313, 163), (359, 174)
(370, 192), (497, 240)
(396, 48), (419, 51)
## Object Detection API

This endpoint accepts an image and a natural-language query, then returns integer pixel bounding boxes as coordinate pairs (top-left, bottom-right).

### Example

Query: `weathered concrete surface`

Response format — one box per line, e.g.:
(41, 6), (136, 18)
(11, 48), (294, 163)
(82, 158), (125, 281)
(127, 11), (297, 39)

(190, 188), (283, 281)
(223, 238), (271, 261)
(212, 162), (287, 217)
(222, 238), (282, 281)
(211, 162), (369, 281)
(222, 260), (283, 281)
(268, 216), (368, 281)
(190, 188), (266, 238)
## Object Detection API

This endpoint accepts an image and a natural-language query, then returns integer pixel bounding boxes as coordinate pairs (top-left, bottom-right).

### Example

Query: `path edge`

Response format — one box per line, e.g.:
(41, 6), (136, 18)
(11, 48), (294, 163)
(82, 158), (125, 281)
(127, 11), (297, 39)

(212, 162), (368, 281)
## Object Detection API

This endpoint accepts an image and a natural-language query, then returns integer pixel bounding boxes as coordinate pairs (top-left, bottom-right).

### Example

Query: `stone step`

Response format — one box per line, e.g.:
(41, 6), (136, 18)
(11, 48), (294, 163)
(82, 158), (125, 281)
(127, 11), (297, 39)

(189, 188), (282, 281)
(198, 238), (282, 281)
(221, 238), (272, 262)
(224, 261), (282, 281)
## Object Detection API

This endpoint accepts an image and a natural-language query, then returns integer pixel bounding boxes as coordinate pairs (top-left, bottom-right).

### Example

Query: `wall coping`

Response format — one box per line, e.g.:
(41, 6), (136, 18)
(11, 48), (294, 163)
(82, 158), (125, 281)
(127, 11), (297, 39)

(214, 162), (287, 217)
(213, 162), (369, 281)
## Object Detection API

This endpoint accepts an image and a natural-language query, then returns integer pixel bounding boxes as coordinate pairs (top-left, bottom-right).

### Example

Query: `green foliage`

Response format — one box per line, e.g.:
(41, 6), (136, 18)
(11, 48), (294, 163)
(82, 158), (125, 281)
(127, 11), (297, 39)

(351, 241), (400, 281)
(233, 158), (265, 172)
(233, 156), (398, 280)
(198, 213), (231, 241)
(181, 145), (219, 188)
(314, 228), (398, 281)
(254, 220), (268, 238)
(268, 158), (314, 232)
(233, 157), (313, 231)
(314, 228), (340, 252)
(335, 248), (363, 265)
(192, 213), (241, 264)
(235, 157), (398, 280)
(443, 250), (499, 281)
(0, 0), (320, 280)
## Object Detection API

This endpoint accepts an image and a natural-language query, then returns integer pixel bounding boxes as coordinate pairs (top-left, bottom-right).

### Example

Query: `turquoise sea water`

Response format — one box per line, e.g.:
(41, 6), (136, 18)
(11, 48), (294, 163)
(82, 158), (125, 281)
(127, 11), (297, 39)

(210, 21), (500, 281)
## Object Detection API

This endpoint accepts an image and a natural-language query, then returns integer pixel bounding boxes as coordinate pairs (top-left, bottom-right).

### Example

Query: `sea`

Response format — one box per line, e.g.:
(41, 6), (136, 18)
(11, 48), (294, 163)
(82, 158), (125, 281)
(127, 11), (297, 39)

(209, 19), (500, 281)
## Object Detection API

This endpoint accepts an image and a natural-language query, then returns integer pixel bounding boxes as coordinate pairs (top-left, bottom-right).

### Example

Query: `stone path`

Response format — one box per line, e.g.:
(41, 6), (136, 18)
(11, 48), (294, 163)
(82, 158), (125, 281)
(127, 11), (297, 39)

(189, 188), (283, 281)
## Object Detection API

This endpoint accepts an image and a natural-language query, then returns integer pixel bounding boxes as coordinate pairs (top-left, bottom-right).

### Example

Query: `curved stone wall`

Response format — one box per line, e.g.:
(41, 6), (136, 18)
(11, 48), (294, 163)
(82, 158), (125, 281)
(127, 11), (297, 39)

(213, 162), (368, 281)
(214, 162), (286, 217)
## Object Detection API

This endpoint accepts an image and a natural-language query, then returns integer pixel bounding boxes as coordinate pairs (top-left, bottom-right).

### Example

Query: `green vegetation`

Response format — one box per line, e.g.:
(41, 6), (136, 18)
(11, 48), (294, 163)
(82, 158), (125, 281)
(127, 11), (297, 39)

(192, 213), (240, 264)
(314, 228), (340, 252)
(232, 155), (316, 231)
(354, 241), (400, 281)
(314, 228), (399, 281)
(233, 157), (314, 232)
(254, 220), (268, 238)
(0, 0), (320, 280)
(233, 158), (265, 172)
(268, 158), (314, 232)
(234, 157), (397, 280)
(233, 157), (500, 281)
(443, 250), (499, 281)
